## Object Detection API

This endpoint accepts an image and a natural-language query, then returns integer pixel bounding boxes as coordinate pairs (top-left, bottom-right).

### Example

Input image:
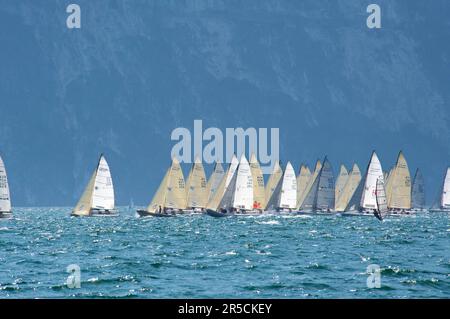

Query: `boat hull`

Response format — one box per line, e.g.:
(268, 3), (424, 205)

(205, 209), (234, 217)
(70, 209), (118, 217)
(136, 209), (176, 217)
(0, 211), (12, 219)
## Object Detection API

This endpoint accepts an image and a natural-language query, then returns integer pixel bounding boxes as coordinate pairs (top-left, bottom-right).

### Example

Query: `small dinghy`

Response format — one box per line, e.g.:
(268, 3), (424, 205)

(0, 155), (12, 219)
(71, 154), (117, 217)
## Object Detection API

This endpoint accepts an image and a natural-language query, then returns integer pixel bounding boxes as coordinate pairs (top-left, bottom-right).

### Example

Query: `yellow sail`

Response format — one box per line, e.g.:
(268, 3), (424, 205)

(296, 165), (311, 208)
(146, 167), (170, 213)
(264, 160), (283, 209)
(164, 157), (187, 210)
(335, 163), (361, 211)
(206, 162), (225, 202)
(185, 157), (208, 208)
(297, 159), (322, 209)
(335, 165), (349, 206)
(72, 170), (97, 216)
(387, 151), (412, 209)
(249, 153), (265, 209)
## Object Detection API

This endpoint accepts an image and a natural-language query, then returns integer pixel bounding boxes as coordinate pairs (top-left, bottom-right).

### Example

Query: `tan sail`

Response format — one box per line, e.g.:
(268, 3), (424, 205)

(335, 163), (361, 211)
(185, 157), (208, 208)
(387, 151), (412, 209)
(264, 160), (283, 209)
(297, 159), (322, 209)
(72, 170), (97, 216)
(296, 165), (311, 208)
(206, 162), (225, 202)
(249, 153), (265, 209)
(164, 157), (187, 210)
(385, 167), (394, 200)
(335, 165), (349, 205)
(146, 168), (171, 213)
(207, 160), (235, 210)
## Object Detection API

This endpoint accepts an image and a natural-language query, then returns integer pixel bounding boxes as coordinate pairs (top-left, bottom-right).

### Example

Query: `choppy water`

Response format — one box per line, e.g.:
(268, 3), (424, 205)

(0, 208), (448, 298)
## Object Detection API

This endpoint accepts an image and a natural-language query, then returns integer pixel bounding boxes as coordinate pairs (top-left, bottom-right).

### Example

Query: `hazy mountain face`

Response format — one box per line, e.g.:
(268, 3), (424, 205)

(1, 0), (449, 206)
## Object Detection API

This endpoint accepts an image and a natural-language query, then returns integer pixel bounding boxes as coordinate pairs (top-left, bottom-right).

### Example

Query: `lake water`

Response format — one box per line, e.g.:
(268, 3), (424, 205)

(0, 208), (448, 298)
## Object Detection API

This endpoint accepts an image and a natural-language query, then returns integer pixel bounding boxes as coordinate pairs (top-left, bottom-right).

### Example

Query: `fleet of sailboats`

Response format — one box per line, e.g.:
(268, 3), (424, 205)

(71, 154), (116, 217)
(1, 150), (449, 220)
(0, 156), (12, 219)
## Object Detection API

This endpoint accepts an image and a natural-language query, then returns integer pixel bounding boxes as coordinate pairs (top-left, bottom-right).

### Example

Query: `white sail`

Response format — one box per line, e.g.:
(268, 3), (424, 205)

(441, 167), (450, 209)
(360, 152), (385, 210)
(315, 157), (335, 211)
(185, 157), (208, 208)
(233, 156), (254, 210)
(206, 162), (225, 202)
(91, 155), (115, 210)
(411, 168), (425, 209)
(278, 162), (297, 209)
(218, 163), (238, 210)
(0, 156), (12, 213)
(225, 154), (239, 188)
(376, 178), (388, 214)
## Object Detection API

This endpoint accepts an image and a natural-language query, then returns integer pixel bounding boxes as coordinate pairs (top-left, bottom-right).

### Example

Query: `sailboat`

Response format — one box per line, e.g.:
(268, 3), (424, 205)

(386, 151), (412, 214)
(206, 155), (238, 213)
(411, 168), (425, 212)
(265, 162), (297, 213)
(335, 165), (349, 205)
(0, 155), (12, 219)
(264, 160), (283, 209)
(335, 163), (361, 212)
(297, 157), (335, 214)
(206, 162), (225, 203)
(296, 164), (311, 208)
(430, 167), (450, 212)
(206, 155), (253, 217)
(297, 159), (322, 210)
(343, 151), (385, 216)
(137, 157), (187, 217)
(374, 178), (388, 221)
(184, 156), (208, 213)
(249, 153), (265, 211)
(71, 154), (116, 217)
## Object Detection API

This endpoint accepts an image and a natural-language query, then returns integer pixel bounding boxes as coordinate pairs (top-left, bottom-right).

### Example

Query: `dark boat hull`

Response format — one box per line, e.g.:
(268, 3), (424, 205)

(205, 209), (234, 217)
(136, 209), (176, 217)
(0, 211), (12, 219)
